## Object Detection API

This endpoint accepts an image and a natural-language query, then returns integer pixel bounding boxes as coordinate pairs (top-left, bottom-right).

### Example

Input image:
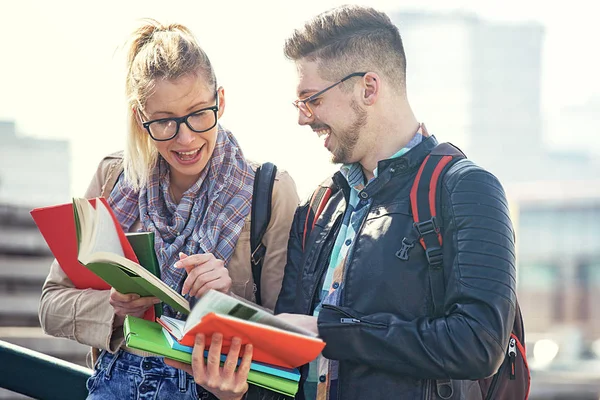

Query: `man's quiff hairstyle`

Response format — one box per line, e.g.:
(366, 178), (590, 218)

(284, 5), (407, 93)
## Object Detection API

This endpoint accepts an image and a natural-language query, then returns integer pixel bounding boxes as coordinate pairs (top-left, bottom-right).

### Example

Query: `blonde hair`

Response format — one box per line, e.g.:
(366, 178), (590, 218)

(124, 19), (216, 190)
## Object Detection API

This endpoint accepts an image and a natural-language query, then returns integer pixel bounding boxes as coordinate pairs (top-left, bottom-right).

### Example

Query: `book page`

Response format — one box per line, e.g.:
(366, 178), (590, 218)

(74, 198), (97, 258)
(185, 290), (317, 337)
(91, 200), (125, 257)
(160, 315), (186, 338)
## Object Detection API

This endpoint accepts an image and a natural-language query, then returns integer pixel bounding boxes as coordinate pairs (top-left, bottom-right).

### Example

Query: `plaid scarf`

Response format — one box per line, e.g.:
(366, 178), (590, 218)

(108, 125), (254, 315)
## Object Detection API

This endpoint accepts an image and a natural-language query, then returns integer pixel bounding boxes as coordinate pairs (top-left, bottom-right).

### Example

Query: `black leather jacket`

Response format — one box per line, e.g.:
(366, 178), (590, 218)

(275, 136), (517, 400)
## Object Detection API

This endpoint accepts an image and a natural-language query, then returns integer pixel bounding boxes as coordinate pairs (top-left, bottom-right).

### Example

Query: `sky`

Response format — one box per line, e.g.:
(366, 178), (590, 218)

(0, 0), (598, 200)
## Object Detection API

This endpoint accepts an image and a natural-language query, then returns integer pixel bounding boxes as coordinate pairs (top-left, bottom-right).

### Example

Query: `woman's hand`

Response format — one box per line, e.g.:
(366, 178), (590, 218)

(165, 333), (252, 400)
(175, 252), (233, 298)
(109, 288), (160, 327)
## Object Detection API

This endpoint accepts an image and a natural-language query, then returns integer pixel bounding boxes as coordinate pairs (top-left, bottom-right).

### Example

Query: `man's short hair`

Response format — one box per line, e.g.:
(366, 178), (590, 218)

(284, 5), (407, 93)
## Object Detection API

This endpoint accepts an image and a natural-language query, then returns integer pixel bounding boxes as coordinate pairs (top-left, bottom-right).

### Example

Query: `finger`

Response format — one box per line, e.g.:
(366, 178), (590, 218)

(111, 305), (150, 318)
(182, 264), (222, 296)
(109, 296), (160, 310)
(186, 269), (223, 298)
(192, 274), (233, 298)
(236, 342), (253, 383)
(174, 253), (216, 272)
(110, 289), (139, 302)
(164, 358), (193, 376)
(222, 337), (242, 377)
(175, 252), (193, 274)
(206, 333), (224, 381)
(190, 334), (206, 382)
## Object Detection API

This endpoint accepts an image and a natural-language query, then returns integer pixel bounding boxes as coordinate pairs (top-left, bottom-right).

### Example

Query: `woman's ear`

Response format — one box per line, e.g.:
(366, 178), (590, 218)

(217, 86), (225, 119)
(133, 107), (144, 128)
(362, 72), (379, 106)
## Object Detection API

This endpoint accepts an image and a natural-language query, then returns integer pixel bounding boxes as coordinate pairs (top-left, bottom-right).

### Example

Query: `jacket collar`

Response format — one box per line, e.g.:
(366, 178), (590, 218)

(331, 135), (440, 200)
(378, 135), (439, 174)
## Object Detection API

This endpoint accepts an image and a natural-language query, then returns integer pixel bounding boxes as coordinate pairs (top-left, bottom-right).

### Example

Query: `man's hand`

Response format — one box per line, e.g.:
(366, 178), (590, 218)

(165, 333), (252, 400)
(175, 252), (233, 298)
(276, 313), (319, 335)
(109, 288), (160, 327)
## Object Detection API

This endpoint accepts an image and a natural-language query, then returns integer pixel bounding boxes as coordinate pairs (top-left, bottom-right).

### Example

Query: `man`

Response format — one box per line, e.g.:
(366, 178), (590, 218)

(275, 5), (517, 400)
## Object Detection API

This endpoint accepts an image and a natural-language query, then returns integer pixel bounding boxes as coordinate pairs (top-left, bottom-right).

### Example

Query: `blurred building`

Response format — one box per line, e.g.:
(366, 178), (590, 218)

(508, 180), (600, 341)
(508, 180), (600, 399)
(0, 121), (85, 399)
(0, 120), (71, 207)
(391, 11), (600, 184)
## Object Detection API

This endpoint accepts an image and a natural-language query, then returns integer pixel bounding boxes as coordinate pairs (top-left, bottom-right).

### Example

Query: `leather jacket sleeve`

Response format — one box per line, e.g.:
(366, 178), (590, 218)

(316, 160), (517, 380)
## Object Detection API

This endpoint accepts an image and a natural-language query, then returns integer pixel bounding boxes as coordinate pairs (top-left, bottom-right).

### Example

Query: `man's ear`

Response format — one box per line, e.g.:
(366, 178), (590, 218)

(362, 72), (380, 106)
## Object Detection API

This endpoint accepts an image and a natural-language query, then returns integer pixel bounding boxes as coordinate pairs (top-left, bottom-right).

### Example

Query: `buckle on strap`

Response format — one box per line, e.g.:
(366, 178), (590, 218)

(414, 217), (439, 237)
(251, 243), (266, 266)
(425, 247), (443, 269)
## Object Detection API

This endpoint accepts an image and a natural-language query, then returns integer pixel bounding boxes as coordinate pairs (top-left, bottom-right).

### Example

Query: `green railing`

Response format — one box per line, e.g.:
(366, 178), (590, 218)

(0, 339), (92, 399)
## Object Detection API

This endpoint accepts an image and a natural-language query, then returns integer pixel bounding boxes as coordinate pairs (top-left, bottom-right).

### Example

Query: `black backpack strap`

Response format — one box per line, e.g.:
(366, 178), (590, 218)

(410, 142), (465, 318)
(250, 162), (277, 306)
(302, 177), (336, 251)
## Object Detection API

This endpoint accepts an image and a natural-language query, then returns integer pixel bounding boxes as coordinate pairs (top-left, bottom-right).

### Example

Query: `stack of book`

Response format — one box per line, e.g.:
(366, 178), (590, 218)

(125, 315), (302, 397)
(124, 289), (326, 397)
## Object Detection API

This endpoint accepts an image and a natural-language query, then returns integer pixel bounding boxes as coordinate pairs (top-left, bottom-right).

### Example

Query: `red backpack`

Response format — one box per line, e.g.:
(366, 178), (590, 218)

(302, 143), (530, 400)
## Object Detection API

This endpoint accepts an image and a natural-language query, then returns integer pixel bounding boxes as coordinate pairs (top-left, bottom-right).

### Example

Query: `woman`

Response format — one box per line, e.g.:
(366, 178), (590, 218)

(38, 20), (299, 400)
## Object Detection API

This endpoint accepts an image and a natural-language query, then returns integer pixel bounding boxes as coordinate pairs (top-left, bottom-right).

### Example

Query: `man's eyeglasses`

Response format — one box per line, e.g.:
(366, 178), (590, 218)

(292, 72), (367, 118)
(141, 92), (219, 141)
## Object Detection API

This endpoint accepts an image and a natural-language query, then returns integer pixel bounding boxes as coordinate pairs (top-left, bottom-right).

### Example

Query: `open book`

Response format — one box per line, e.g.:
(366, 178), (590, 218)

(72, 197), (190, 315)
(157, 289), (325, 369)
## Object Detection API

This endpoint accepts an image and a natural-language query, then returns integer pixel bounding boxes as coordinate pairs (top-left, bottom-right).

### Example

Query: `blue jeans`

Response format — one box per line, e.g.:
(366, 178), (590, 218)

(86, 349), (218, 400)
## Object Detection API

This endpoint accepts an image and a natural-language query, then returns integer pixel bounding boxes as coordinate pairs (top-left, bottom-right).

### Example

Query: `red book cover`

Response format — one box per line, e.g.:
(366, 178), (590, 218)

(31, 198), (154, 321)
(158, 312), (325, 369)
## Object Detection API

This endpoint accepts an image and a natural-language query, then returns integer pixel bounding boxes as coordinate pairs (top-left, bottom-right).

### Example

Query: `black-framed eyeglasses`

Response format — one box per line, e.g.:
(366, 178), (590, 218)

(141, 92), (219, 141)
(292, 72), (367, 117)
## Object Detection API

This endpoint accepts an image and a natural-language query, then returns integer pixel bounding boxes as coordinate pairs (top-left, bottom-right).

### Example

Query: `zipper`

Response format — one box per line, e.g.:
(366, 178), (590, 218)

(321, 304), (387, 327)
(508, 337), (517, 380)
(306, 212), (344, 315)
(423, 379), (432, 400)
(341, 197), (372, 307)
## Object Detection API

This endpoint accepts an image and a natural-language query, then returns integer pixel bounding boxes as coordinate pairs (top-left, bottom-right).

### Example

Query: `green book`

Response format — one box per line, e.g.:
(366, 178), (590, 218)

(124, 316), (299, 397)
(72, 197), (190, 315)
(126, 231), (162, 318)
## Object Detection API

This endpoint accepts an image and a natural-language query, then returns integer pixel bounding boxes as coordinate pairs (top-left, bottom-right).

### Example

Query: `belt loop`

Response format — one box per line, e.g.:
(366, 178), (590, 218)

(178, 368), (187, 392)
(104, 350), (121, 380)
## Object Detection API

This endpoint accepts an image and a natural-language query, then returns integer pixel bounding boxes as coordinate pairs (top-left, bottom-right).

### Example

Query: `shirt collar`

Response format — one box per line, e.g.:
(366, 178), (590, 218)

(340, 123), (426, 188)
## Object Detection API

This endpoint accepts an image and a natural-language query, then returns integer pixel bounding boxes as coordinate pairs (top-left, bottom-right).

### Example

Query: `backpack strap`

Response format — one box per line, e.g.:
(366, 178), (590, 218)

(302, 177), (336, 251)
(250, 162), (277, 306)
(409, 142), (465, 318)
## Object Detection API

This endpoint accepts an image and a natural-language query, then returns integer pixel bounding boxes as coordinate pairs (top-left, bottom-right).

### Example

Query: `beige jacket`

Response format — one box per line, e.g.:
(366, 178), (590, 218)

(38, 152), (299, 353)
